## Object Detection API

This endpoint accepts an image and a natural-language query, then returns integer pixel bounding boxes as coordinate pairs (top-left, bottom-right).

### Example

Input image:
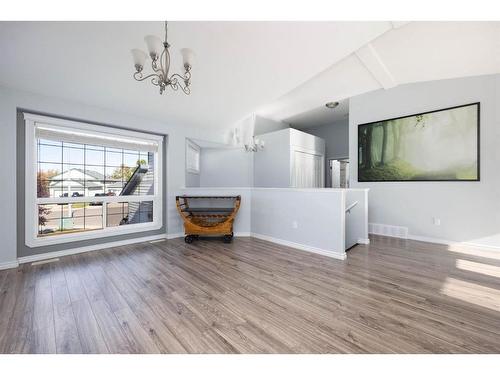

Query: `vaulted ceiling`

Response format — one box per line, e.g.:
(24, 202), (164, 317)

(1, 21), (498, 132)
(259, 22), (500, 124)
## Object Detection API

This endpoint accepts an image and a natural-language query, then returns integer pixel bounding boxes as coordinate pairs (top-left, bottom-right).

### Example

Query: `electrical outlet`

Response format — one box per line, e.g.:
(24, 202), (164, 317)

(292, 220), (298, 229)
(433, 217), (441, 226)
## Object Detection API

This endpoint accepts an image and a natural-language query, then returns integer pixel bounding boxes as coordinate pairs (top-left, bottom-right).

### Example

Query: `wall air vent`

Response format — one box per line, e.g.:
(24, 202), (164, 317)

(369, 223), (408, 239)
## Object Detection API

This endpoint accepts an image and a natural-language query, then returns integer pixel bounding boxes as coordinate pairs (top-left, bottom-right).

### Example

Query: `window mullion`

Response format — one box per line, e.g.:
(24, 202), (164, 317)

(102, 200), (107, 229)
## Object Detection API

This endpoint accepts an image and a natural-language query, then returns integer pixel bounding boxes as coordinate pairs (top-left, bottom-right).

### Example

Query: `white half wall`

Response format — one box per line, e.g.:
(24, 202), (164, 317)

(251, 188), (347, 258)
(349, 74), (500, 248)
(180, 187), (370, 260)
(345, 189), (370, 248)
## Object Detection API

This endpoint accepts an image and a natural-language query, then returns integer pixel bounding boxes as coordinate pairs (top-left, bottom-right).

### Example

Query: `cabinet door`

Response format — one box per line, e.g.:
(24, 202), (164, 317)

(291, 150), (324, 188)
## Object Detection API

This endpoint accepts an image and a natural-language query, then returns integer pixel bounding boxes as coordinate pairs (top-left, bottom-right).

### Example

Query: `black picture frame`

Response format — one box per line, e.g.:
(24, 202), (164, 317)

(357, 102), (480, 182)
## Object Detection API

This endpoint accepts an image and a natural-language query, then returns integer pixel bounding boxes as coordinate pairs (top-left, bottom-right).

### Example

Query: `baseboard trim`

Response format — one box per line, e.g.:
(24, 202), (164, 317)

(0, 260), (20, 270)
(235, 232), (251, 237)
(357, 238), (370, 245)
(406, 234), (500, 251)
(370, 232), (500, 252)
(251, 233), (346, 260)
(18, 234), (167, 265)
(11, 231), (348, 268)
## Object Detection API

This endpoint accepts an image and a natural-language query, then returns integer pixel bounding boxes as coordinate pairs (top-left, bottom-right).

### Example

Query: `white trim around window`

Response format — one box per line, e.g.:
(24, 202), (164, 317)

(24, 113), (164, 247)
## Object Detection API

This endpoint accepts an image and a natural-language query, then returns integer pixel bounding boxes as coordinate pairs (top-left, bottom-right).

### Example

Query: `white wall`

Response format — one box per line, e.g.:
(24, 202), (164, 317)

(0, 85), (227, 266)
(199, 148), (253, 187)
(254, 115), (289, 135)
(349, 74), (500, 248)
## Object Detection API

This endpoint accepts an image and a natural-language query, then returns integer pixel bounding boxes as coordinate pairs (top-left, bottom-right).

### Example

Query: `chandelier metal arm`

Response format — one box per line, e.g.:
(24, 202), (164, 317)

(133, 71), (162, 83)
(162, 47), (171, 78)
(157, 48), (166, 76)
(170, 72), (190, 83)
(169, 72), (191, 94)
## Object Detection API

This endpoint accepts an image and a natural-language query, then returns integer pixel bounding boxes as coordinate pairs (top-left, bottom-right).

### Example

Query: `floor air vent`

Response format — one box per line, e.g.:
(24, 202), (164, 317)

(31, 258), (60, 266)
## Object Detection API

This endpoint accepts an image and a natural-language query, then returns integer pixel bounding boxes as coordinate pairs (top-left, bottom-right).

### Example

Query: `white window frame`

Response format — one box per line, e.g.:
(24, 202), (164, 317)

(185, 139), (200, 174)
(24, 113), (164, 247)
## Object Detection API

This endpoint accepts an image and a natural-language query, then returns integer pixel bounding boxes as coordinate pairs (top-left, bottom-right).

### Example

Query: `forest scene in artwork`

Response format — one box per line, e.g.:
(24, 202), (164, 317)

(358, 104), (479, 181)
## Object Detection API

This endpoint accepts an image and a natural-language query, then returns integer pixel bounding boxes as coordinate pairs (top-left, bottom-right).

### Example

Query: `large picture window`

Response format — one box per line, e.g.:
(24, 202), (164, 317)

(25, 113), (163, 247)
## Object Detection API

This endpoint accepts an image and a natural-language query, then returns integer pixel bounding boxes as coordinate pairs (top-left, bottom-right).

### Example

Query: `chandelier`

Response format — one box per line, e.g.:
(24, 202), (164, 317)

(244, 137), (265, 152)
(131, 21), (194, 95)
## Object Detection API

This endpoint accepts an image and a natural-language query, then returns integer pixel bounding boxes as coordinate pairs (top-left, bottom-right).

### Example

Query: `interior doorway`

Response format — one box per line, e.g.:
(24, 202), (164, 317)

(329, 158), (350, 188)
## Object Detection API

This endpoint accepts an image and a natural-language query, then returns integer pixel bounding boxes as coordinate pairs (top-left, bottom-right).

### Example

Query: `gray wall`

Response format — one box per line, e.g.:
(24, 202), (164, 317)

(349, 74), (500, 248)
(253, 129), (291, 188)
(199, 148), (253, 187)
(0, 85), (227, 265)
(16, 111), (167, 258)
(185, 139), (201, 187)
(185, 172), (200, 187)
(302, 118), (349, 160)
(298, 119), (349, 187)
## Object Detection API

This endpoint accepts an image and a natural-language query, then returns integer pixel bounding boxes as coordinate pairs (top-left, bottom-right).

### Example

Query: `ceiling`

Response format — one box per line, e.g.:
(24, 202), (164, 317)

(1, 21), (498, 134)
(258, 22), (500, 123)
(0, 21), (390, 130)
(285, 99), (349, 129)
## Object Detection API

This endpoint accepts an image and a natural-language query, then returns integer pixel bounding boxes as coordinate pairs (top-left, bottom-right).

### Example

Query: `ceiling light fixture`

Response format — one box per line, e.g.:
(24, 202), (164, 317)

(131, 21), (194, 95)
(245, 137), (265, 153)
(325, 101), (339, 109)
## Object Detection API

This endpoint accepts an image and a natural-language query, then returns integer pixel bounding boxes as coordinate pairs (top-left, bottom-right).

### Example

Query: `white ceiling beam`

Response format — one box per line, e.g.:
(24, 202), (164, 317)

(355, 43), (397, 89)
(391, 21), (410, 29)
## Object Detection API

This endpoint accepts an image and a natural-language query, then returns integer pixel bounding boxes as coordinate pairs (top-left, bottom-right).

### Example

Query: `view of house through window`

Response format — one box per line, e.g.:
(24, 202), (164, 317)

(26, 114), (163, 244)
(37, 140), (154, 198)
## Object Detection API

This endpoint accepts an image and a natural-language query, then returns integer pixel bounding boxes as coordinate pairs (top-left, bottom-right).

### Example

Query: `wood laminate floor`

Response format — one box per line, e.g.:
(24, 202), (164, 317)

(1, 235), (500, 353)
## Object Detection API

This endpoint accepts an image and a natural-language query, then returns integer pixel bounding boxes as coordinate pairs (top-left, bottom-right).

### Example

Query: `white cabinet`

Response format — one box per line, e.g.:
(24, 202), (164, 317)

(254, 128), (325, 188)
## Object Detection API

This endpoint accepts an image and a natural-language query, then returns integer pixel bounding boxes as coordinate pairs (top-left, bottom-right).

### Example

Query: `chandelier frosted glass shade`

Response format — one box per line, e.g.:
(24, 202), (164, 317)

(131, 21), (193, 95)
(144, 35), (163, 59)
(180, 48), (195, 68)
(131, 49), (148, 69)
